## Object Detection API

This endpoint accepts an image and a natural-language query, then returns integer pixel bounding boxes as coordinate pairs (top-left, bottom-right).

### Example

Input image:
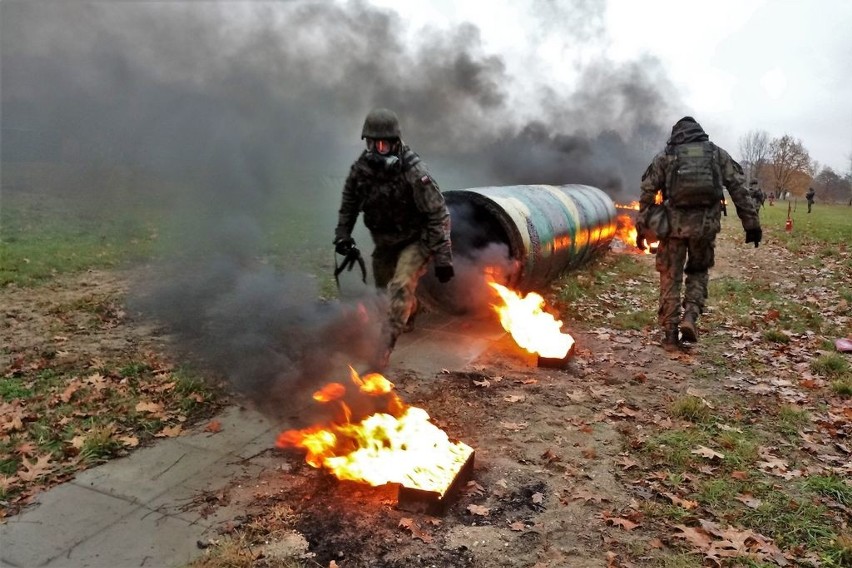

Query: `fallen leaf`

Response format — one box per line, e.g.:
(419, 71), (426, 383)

(467, 504), (490, 516)
(503, 395), (525, 403)
(60, 382), (83, 403)
(735, 493), (762, 509)
(204, 420), (222, 433)
(119, 435), (139, 447)
(602, 515), (639, 531)
(673, 524), (713, 549)
(398, 517), (432, 543)
(500, 421), (528, 431)
(730, 470), (749, 480)
(616, 456), (638, 470)
(569, 489), (609, 504)
(531, 492), (544, 504)
(691, 445), (725, 460)
(18, 454), (55, 482)
(581, 447), (597, 459)
(541, 449), (560, 463)
(15, 442), (37, 456)
(509, 521), (525, 531)
(156, 425), (182, 438)
(135, 401), (164, 414)
(473, 379), (490, 388)
(663, 492), (698, 510)
(70, 435), (86, 449)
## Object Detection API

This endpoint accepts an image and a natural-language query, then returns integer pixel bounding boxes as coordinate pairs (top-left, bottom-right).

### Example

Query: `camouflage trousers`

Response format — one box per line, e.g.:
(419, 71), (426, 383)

(372, 241), (429, 347)
(655, 235), (715, 328)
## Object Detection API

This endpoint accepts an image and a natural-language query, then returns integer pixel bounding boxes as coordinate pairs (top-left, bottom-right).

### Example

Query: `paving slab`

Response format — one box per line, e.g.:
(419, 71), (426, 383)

(71, 439), (226, 505)
(43, 506), (205, 568)
(0, 484), (138, 568)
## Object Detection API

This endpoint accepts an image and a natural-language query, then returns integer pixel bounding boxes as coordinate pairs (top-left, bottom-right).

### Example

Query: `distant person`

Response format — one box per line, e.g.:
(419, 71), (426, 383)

(636, 116), (761, 351)
(334, 108), (454, 371)
(767, 191), (775, 206)
(806, 187), (816, 213)
(748, 179), (766, 210)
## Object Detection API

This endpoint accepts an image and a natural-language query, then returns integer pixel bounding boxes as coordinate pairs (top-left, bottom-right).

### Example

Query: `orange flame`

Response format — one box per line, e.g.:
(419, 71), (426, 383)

(614, 213), (657, 254)
(277, 367), (472, 495)
(615, 200), (641, 210)
(488, 282), (574, 359)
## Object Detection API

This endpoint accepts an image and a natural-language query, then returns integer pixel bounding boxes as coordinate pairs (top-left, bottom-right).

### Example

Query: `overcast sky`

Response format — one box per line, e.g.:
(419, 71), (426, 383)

(371, 0), (852, 173)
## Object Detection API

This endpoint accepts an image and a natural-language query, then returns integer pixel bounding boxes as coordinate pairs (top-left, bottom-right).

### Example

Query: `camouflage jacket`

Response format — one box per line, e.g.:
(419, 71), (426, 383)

(639, 119), (760, 239)
(334, 144), (453, 267)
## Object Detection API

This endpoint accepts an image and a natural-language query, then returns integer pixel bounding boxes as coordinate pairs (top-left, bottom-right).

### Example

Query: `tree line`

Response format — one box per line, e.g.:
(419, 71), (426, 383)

(738, 130), (852, 203)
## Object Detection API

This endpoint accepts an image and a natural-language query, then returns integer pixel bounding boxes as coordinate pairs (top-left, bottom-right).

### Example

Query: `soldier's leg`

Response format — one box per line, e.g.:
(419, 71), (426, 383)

(681, 235), (715, 342)
(371, 246), (399, 290)
(656, 237), (687, 349)
(385, 243), (429, 346)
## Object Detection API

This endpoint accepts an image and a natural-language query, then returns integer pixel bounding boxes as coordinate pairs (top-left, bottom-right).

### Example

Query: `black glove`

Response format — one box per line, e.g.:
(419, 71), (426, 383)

(745, 228), (762, 248)
(334, 237), (355, 256)
(635, 231), (647, 251)
(435, 265), (454, 283)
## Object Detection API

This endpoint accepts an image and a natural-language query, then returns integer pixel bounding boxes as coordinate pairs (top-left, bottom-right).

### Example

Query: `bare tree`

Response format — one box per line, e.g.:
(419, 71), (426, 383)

(737, 129), (770, 183)
(769, 134), (812, 197)
(813, 167), (852, 203)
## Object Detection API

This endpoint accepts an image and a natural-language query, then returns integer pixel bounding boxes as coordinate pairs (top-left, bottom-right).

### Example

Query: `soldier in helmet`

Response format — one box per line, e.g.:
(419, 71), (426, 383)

(636, 116), (761, 351)
(334, 108), (454, 370)
(749, 179), (766, 210)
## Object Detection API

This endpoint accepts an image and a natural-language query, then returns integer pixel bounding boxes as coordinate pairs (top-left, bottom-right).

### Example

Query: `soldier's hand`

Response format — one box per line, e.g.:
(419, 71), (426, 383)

(635, 231), (647, 251)
(334, 237), (355, 256)
(435, 265), (454, 284)
(745, 228), (762, 248)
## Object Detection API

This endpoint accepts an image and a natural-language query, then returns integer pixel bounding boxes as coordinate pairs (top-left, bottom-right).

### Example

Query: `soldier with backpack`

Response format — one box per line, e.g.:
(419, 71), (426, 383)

(635, 116), (762, 351)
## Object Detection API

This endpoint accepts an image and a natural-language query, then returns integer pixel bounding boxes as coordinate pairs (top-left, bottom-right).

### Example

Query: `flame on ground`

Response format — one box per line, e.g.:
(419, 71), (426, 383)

(614, 213), (657, 254)
(488, 281), (575, 359)
(277, 367), (473, 496)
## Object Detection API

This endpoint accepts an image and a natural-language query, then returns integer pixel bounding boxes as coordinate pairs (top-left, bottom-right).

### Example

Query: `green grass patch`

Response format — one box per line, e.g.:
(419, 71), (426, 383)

(740, 491), (835, 550)
(641, 428), (710, 470)
(830, 379), (852, 397)
(812, 353), (851, 378)
(804, 475), (852, 507)
(763, 329), (790, 344)
(776, 405), (810, 437)
(0, 377), (35, 400)
(670, 396), (711, 423)
(763, 202), (852, 246)
(695, 477), (744, 510)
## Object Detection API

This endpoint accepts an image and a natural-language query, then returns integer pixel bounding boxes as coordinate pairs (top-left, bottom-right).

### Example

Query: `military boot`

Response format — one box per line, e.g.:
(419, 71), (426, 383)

(679, 306), (699, 343)
(662, 326), (680, 352)
(367, 335), (397, 374)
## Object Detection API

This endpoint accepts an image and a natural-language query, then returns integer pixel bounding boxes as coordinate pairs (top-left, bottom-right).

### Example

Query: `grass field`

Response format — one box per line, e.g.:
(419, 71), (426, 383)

(0, 163), (338, 287)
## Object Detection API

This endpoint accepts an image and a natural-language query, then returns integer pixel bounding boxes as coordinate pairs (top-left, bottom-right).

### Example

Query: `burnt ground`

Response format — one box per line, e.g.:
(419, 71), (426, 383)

(3, 228), (850, 568)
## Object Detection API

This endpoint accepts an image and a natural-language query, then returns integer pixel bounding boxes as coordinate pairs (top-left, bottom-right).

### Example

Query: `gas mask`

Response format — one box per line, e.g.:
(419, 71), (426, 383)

(364, 138), (400, 172)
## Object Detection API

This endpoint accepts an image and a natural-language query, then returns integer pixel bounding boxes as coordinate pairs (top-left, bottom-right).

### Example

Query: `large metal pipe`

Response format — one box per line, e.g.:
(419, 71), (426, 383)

(418, 184), (616, 313)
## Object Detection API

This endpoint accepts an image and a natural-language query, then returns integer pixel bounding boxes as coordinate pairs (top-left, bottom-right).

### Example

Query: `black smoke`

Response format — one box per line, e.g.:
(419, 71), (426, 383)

(2, 1), (680, 418)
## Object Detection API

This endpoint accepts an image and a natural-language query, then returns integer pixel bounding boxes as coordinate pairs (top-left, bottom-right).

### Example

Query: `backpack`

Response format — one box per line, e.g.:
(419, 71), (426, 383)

(666, 141), (724, 208)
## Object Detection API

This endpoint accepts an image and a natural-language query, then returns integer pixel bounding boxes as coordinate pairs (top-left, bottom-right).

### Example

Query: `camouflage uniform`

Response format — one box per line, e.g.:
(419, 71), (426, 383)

(639, 117), (761, 348)
(748, 180), (765, 210)
(335, 114), (452, 367)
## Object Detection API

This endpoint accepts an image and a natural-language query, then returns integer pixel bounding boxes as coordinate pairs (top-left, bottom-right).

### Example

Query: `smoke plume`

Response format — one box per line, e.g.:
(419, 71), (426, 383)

(2, 1), (680, 418)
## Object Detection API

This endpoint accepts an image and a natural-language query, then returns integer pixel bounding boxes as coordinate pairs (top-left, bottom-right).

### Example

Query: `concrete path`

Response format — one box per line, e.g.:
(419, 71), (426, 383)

(0, 314), (505, 568)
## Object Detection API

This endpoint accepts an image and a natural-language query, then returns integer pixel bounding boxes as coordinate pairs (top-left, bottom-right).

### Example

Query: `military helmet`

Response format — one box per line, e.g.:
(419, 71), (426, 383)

(361, 108), (401, 139)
